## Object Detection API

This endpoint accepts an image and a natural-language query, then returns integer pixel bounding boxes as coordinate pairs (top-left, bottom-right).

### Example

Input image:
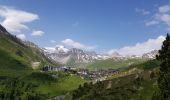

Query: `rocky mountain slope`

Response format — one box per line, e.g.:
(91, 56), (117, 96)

(142, 50), (158, 59)
(43, 46), (109, 64)
(43, 44), (159, 65)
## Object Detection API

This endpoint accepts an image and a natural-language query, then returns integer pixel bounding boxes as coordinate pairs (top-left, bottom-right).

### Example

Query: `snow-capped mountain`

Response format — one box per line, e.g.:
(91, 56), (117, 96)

(142, 50), (158, 59)
(43, 44), (159, 65)
(110, 50), (158, 60)
(43, 46), (109, 64)
(111, 52), (122, 57)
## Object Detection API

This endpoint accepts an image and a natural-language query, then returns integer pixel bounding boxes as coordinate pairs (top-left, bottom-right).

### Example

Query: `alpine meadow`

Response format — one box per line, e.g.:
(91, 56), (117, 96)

(0, 0), (170, 100)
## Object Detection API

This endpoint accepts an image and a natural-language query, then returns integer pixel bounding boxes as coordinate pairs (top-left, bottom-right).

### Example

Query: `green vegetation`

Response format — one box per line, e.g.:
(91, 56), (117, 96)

(0, 70), (87, 99)
(36, 73), (87, 97)
(87, 58), (148, 70)
(69, 34), (170, 100)
(71, 67), (159, 100)
(0, 49), (31, 77)
(0, 72), (87, 99)
(153, 34), (170, 100)
(0, 26), (168, 99)
(128, 59), (160, 70)
(0, 32), (56, 71)
(0, 31), (87, 99)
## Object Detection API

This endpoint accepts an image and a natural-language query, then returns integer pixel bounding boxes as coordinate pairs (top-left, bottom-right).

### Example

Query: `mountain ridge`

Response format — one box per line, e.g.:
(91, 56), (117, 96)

(43, 45), (159, 65)
(0, 24), (57, 72)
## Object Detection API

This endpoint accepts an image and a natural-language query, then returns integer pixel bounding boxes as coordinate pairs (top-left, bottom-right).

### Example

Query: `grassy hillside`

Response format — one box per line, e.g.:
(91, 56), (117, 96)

(0, 34), (31, 77)
(87, 58), (148, 70)
(0, 71), (87, 99)
(0, 49), (32, 77)
(128, 59), (160, 70)
(0, 33), (54, 68)
(73, 71), (158, 100)
(35, 73), (87, 97)
(0, 25), (161, 99)
(70, 60), (160, 100)
(0, 26), (87, 99)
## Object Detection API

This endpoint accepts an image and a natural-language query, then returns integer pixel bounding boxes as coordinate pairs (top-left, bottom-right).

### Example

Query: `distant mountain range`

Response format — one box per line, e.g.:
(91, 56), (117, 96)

(0, 24), (159, 67)
(43, 45), (158, 65)
(142, 50), (158, 59)
(43, 46), (110, 65)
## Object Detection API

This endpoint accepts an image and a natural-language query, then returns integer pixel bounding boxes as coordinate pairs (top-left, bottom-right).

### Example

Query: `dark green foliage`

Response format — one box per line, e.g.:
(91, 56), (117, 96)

(0, 25), (65, 99)
(156, 34), (170, 99)
(16, 49), (23, 57)
(150, 71), (156, 79)
(26, 72), (56, 83)
(128, 59), (160, 70)
(72, 70), (157, 100)
(0, 78), (47, 100)
(87, 58), (148, 70)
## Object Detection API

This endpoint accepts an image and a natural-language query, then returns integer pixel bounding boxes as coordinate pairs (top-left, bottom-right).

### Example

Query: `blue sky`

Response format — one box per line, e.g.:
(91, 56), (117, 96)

(0, 0), (169, 55)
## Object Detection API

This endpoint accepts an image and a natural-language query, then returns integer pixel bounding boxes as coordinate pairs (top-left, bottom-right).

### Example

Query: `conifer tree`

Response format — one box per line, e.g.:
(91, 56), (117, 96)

(156, 33), (170, 99)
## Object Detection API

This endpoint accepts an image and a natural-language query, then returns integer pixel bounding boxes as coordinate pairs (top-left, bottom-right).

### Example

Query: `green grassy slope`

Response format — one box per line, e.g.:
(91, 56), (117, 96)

(0, 71), (87, 99)
(0, 49), (31, 77)
(0, 33), (32, 77)
(87, 58), (148, 70)
(128, 59), (160, 70)
(0, 26), (87, 99)
(0, 30), (58, 77)
(71, 60), (160, 100)
(35, 73), (87, 97)
(1, 33), (53, 65)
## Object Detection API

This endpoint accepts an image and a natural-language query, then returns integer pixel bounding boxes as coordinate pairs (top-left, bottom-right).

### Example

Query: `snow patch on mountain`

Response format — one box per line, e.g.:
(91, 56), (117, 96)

(43, 44), (159, 65)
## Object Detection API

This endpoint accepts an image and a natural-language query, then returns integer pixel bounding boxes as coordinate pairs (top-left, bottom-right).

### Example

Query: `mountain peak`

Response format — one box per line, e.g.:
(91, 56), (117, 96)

(111, 52), (122, 58)
(0, 24), (8, 33)
(142, 50), (158, 59)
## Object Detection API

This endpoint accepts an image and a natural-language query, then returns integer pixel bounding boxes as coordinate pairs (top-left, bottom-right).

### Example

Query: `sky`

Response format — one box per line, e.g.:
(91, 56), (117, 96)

(0, 0), (170, 56)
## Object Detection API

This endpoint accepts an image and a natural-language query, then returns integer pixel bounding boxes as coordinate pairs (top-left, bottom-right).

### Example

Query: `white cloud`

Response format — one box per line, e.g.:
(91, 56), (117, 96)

(159, 5), (170, 13)
(146, 4), (170, 29)
(62, 38), (96, 50)
(108, 35), (165, 56)
(44, 45), (69, 53)
(16, 34), (26, 40)
(50, 40), (56, 43)
(145, 20), (159, 26)
(135, 8), (150, 15)
(31, 30), (44, 36)
(0, 6), (39, 33)
(158, 14), (170, 26)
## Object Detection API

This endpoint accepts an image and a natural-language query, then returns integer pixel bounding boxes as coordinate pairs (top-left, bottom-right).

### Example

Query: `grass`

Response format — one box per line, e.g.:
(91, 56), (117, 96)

(70, 59), (160, 100)
(0, 49), (32, 78)
(0, 31), (160, 99)
(86, 58), (148, 70)
(71, 69), (159, 100)
(127, 59), (160, 70)
(0, 71), (87, 99)
(0, 33), (58, 71)
(36, 74), (87, 97)
(0, 32), (87, 99)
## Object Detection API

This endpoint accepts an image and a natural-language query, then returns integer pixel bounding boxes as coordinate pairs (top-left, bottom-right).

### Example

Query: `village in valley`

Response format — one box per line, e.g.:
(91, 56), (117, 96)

(42, 65), (120, 81)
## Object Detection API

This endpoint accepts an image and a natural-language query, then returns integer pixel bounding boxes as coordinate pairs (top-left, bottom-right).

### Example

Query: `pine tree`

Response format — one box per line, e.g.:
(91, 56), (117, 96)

(156, 33), (170, 99)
